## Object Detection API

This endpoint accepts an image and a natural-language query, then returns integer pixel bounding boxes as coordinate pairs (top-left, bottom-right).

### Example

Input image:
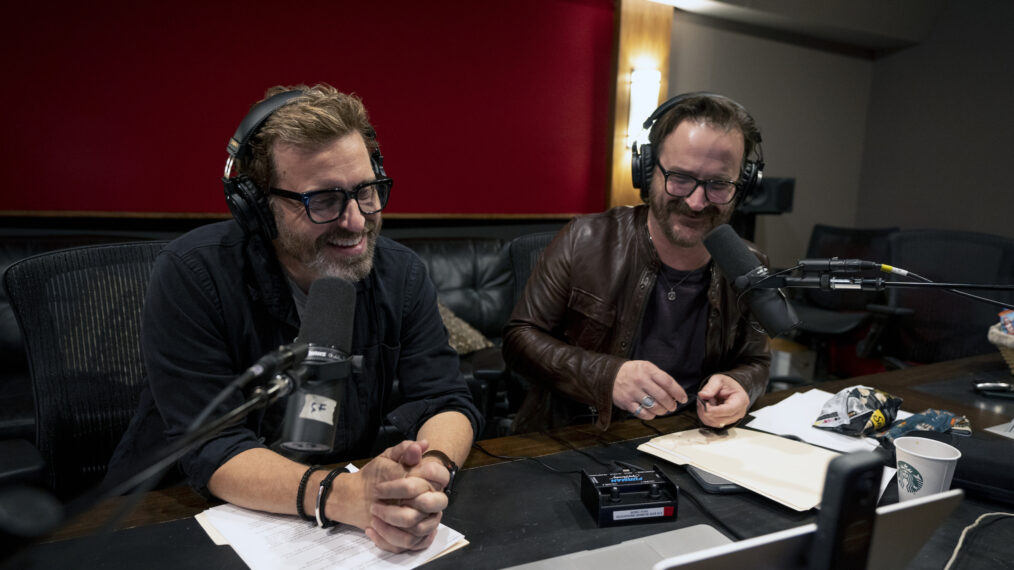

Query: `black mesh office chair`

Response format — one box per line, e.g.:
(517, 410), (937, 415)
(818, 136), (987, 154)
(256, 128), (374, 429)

(783, 225), (897, 382)
(502, 231), (559, 426)
(508, 231), (559, 309)
(864, 229), (1014, 366)
(3, 241), (166, 500)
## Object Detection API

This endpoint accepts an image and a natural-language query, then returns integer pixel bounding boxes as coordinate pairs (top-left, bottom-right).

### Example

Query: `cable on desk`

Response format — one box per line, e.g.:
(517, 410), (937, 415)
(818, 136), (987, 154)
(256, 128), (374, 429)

(543, 431), (614, 468)
(676, 485), (746, 541)
(639, 419), (665, 435)
(471, 441), (585, 474)
(943, 511), (1014, 570)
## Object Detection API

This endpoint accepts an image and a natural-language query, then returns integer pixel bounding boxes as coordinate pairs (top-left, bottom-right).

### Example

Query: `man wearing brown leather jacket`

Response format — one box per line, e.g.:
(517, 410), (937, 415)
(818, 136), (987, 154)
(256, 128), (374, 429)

(503, 92), (771, 434)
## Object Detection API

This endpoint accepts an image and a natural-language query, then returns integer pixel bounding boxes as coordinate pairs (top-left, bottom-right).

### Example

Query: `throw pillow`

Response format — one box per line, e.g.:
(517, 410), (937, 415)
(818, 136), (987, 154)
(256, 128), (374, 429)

(437, 301), (493, 355)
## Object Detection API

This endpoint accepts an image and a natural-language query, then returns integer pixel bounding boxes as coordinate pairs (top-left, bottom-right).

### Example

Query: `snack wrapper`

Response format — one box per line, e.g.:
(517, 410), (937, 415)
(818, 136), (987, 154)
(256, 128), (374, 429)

(873, 408), (971, 445)
(813, 385), (903, 437)
(1000, 309), (1014, 335)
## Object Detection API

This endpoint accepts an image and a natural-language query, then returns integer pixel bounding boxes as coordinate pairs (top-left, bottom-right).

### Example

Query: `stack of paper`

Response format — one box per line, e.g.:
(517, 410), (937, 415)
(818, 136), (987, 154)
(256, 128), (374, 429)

(197, 503), (467, 570)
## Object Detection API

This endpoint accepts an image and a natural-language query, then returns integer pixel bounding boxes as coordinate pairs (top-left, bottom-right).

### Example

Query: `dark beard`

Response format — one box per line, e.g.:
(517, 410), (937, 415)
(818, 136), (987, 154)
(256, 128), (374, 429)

(649, 193), (732, 247)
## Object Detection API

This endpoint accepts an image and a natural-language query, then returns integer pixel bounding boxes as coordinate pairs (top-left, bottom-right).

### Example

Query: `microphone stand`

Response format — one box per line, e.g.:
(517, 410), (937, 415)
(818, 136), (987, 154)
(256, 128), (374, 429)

(741, 266), (1014, 310)
(739, 264), (1014, 362)
(10, 364), (310, 565)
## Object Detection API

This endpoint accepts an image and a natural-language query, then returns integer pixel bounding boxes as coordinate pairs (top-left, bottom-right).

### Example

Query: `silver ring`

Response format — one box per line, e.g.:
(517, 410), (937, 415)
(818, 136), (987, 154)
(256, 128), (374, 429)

(641, 395), (657, 409)
(633, 404), (644, 416)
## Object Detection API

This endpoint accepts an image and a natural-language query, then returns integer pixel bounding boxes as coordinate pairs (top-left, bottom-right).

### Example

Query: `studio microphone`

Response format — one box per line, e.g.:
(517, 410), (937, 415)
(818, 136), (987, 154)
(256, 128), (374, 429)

(703, 224), (800, 338)
(279, 277), (357, 454)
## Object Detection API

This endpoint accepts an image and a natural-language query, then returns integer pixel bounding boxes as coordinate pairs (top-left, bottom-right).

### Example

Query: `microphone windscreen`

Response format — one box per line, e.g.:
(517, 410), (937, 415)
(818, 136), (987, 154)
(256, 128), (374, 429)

(703, 224), (800, 338)
(298, 277), (357, 354)
(703, 224), (763, 282)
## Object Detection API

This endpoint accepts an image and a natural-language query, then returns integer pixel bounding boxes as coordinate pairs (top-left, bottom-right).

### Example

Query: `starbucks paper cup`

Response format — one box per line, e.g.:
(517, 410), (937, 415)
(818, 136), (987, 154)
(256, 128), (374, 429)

(894, 436), (961, 501)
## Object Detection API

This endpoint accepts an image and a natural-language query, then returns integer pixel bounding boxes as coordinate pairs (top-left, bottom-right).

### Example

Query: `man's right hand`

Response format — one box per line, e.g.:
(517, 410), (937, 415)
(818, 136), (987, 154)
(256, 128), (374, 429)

(612, 360), (688, 419)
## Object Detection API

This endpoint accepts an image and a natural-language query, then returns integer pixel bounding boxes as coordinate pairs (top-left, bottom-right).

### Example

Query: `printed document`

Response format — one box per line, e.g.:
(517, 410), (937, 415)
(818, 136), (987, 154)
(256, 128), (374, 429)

(197, 503), (467, 570)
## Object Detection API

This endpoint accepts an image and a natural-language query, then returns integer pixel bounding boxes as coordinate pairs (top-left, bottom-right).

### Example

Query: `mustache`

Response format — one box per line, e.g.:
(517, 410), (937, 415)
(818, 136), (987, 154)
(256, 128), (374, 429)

(315, 219), (378, 249)
(665, 197), (722, 220)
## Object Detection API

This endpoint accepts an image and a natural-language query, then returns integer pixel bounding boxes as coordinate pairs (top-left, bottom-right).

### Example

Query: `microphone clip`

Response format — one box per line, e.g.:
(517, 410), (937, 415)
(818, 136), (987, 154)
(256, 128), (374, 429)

(734, 265), (773, 291)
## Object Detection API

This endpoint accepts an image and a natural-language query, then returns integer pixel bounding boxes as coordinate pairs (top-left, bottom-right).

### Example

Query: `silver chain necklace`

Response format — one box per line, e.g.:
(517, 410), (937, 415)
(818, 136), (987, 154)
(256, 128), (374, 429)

(659, 269), (693, 302)
(647, 226), (697, 301)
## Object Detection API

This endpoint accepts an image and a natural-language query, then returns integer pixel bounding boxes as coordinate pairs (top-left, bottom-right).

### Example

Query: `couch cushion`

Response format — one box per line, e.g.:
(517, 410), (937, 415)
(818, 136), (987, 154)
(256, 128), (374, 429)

(397, 237), (513, 342)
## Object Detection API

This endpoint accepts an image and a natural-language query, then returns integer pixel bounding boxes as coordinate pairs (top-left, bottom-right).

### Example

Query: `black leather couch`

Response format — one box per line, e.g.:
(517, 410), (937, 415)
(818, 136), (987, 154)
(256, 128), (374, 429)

(0, 228), (547, 456)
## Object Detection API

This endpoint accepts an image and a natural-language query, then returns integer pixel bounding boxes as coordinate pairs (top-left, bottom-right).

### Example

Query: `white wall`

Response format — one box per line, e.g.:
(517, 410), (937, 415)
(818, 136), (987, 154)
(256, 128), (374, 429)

(857, 0), (1014, 237)
(668, 13), (873, 267)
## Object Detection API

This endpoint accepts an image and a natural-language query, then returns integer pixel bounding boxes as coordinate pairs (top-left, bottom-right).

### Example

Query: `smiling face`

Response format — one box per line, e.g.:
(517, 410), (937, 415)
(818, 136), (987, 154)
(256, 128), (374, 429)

(270, 132), (381, 290)
(647, 119), (744, 249)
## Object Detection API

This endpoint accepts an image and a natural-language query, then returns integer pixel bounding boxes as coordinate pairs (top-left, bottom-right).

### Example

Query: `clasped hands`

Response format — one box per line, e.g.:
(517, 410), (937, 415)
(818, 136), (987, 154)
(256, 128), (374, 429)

(612, 360), (749, 428)
(346, 439), (450, 553)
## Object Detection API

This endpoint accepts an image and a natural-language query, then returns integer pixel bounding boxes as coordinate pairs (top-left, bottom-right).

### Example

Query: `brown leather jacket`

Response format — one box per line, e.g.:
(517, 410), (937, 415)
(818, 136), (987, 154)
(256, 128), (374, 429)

(503, 205), (771, 433)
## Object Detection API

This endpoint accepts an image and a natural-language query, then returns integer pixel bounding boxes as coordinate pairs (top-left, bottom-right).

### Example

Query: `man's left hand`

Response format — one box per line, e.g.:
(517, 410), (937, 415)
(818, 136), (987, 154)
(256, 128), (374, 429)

(695, 374), (750, 428)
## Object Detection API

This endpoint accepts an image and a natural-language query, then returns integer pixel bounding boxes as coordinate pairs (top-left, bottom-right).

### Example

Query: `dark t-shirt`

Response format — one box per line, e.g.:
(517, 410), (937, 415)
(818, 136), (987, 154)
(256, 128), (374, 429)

(632, 262), (710, 396)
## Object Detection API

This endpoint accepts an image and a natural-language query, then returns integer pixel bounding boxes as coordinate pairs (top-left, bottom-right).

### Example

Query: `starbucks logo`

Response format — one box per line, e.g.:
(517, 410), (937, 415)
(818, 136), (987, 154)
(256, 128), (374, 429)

(898, 461), (924, 493)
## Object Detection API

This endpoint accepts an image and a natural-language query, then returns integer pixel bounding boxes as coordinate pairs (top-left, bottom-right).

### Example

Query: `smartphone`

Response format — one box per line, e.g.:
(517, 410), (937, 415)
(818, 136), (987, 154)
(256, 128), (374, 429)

(686, 465), (746, 494)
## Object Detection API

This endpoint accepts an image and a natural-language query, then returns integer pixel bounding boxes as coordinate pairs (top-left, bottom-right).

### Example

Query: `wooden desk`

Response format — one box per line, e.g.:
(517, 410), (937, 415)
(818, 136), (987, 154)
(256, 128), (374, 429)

(29, 353), (1014, 567)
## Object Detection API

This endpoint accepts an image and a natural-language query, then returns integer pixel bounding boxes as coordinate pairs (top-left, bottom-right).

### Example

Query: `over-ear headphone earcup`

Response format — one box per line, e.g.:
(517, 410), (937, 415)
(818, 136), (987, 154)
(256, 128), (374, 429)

(631, 142), (654, 201)
(370, 149), (386, 178)
(224, 175), (278, 240)
(738, 159), (763, 204)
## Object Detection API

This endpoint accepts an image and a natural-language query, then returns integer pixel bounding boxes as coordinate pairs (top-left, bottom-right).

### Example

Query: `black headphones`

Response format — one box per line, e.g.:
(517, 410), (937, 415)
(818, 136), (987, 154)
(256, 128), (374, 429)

(631, 91), (763, 203)
(222, 89), (386, 242)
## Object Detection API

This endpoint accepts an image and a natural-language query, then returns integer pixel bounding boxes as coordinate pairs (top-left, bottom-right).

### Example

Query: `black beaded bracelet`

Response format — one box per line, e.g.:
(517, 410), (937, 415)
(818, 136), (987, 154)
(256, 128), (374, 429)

(315, 466), (350, 528)
(296, 465), (324, 522)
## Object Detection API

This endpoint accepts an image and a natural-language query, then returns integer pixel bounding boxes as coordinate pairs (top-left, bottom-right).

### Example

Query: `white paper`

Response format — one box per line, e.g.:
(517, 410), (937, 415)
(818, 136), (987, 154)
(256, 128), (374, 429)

(746, 389), (912, 453)
(201, 503), (466, 570)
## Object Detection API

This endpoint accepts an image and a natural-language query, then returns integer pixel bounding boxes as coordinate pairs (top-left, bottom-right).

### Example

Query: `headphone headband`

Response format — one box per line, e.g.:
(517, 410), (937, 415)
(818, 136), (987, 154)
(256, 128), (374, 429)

(227, 90), (305, 164)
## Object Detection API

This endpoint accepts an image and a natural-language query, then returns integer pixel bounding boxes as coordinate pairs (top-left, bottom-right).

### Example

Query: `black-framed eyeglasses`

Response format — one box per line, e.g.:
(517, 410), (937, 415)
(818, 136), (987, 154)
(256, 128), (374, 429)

(655, 159), (739, 205)
(269, 178), (393, 224)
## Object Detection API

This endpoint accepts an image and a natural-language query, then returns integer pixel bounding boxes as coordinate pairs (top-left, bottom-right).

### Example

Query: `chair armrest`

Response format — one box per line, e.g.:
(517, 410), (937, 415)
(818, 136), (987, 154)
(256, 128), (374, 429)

(0, 439), (44, 487)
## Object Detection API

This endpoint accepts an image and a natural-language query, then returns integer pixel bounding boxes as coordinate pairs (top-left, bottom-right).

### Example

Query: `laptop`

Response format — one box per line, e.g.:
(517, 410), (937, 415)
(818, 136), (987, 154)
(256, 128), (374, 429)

(507, 489), (963, 570)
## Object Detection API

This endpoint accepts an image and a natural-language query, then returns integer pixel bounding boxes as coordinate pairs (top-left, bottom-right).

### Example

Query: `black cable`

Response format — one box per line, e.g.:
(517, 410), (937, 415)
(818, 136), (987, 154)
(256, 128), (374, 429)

(474, 433), (749, 543)
(597, 448), (745, 541)
(471, 441), (584, 475)
(678, 485), (745, 541)
(544, 431), (613, 468)
(639, 419), (665, 435)
(892, 268), (1012, 310)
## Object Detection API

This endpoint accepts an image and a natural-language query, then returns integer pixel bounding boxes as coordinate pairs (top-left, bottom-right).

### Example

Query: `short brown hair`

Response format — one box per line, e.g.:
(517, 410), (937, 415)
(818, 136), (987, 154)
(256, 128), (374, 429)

(648, 93), (761, 175)
(239, 83), (379, 192)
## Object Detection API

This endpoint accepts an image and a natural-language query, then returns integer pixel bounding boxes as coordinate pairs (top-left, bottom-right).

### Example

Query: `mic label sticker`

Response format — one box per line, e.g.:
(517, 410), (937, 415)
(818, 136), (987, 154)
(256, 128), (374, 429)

(298, 394), (338, 425)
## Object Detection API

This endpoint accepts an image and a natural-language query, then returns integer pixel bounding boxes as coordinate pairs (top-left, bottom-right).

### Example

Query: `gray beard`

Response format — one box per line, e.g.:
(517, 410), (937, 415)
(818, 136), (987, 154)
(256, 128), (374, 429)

(305, 233), (377, 282)
(276, 219), (380, 283)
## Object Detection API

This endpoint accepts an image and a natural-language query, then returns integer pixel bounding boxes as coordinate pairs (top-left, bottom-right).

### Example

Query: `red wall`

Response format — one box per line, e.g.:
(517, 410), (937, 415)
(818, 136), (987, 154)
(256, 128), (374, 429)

(1, 1), (614, 217)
